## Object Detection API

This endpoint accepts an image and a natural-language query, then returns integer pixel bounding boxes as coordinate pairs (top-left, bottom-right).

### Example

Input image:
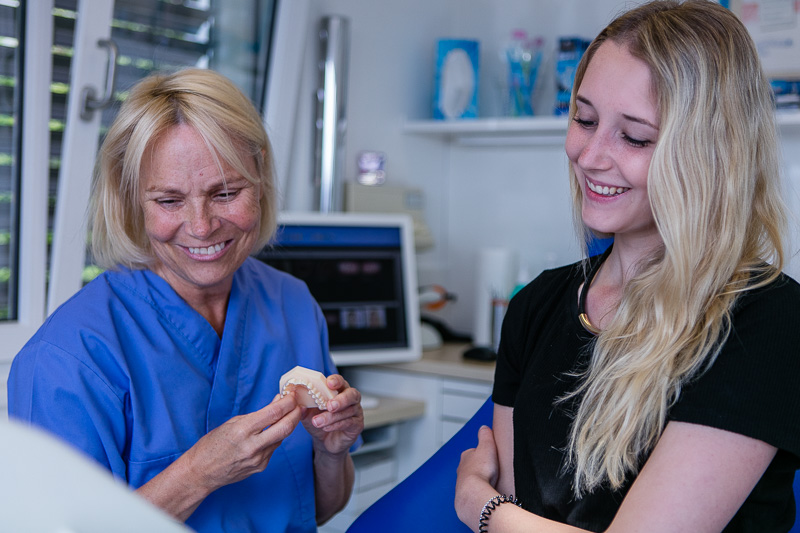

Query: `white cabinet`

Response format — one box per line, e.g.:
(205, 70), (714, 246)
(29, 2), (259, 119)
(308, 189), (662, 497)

(440, 377), (493, 443)
(345, 344), (493, 480)
(319, 393), (426, 533)
(321, 345), (494, 532)
(322, 451), (397, 533)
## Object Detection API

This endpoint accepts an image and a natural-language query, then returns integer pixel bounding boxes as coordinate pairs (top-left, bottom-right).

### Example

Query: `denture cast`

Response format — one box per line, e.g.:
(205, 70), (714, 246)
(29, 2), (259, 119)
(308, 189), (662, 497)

(279, 366), (337, 410)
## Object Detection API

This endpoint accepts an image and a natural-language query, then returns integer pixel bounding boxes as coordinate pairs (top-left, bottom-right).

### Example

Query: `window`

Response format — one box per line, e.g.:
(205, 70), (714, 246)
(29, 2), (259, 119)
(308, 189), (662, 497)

(55, 0), (277, 289)
(0, 0), (279, 368)
(0, 1), (21, 321)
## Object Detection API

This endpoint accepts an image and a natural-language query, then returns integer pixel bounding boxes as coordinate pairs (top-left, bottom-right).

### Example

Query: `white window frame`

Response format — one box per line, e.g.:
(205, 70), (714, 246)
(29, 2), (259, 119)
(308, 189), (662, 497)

(264, 0), (311, 208)
(47, 0), (114, 314)
(0, 1), (53, 364)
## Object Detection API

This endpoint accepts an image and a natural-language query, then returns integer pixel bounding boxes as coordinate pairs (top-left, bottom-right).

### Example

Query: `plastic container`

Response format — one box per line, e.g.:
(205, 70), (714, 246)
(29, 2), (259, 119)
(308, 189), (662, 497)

(502, 30), (543, 117)
(509, 264), (530, 301)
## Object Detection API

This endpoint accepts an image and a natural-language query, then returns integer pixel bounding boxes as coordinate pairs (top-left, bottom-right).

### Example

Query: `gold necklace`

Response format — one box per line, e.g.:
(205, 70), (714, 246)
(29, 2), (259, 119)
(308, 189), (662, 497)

(578, 246), (612, 335)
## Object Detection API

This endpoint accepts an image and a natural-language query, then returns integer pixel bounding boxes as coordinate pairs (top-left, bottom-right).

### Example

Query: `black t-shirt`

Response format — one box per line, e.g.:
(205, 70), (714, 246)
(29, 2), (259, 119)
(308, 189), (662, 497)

(493, 258), (800, 532)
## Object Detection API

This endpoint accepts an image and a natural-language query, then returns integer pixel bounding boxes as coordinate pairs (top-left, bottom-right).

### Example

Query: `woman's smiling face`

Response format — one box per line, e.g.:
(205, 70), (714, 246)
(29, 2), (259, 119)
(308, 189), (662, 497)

(565, 41), (661, 246)
(141, 124), (261, 301)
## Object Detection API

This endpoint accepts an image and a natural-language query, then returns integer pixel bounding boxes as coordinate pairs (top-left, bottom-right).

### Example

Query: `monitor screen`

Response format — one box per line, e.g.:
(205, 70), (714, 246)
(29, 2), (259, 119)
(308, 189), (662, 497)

(255, 212), (421, 366)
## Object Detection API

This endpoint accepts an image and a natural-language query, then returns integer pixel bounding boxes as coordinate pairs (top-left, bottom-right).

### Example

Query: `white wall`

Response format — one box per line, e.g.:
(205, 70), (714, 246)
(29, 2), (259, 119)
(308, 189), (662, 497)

(277, 0), (800, 334)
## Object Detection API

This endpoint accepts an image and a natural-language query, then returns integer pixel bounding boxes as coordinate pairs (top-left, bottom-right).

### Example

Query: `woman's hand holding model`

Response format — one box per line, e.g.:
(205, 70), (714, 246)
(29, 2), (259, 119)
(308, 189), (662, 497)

(302, 374), (365, 522)
(303, 374), (365, 456)
(139, 394), (305, 521)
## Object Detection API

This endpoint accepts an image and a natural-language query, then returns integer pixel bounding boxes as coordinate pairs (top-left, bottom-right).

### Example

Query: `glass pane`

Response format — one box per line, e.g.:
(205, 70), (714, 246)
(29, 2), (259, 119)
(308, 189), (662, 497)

(0, 1), (22, 320)
(46, 0), (276, 286)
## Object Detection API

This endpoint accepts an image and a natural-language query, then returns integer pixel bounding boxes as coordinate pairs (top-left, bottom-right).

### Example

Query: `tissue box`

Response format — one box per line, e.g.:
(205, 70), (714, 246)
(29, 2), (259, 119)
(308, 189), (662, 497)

(433, 39), (479, 120)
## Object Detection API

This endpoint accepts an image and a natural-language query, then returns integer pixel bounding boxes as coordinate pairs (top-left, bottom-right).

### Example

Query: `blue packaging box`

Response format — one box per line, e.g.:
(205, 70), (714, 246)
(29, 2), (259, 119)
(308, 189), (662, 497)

(433, 39), (479, 120)
(554, 37), (589, 116)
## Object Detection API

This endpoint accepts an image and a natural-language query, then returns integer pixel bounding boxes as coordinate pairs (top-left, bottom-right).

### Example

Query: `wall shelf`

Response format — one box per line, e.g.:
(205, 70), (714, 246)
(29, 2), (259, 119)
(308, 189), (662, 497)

(404, 116), (567, 147)
(404, 111), (800, 146)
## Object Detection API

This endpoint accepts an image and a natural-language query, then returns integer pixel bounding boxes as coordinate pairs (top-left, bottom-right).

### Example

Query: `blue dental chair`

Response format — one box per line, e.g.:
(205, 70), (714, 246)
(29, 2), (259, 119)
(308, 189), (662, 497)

(792, 473), (800, 533)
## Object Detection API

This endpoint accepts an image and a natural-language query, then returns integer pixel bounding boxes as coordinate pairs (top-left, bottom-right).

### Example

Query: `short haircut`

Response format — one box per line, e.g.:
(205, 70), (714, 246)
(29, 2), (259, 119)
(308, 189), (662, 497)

(90, 68), (277, 269)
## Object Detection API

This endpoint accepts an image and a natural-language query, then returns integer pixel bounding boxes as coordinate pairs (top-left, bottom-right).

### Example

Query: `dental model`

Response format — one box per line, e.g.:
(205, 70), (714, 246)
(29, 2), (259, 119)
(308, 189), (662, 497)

(279, 366), (337, 410)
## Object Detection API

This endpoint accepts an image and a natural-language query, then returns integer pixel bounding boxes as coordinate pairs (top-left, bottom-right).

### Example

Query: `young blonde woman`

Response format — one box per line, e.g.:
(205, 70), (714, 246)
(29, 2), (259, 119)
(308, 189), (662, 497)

(455, 1), (800, 532)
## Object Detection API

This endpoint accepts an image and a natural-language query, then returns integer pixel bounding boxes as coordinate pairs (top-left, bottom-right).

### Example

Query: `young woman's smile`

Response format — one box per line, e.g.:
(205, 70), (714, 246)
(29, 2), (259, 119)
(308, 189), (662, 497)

(565, 41), (660, 246)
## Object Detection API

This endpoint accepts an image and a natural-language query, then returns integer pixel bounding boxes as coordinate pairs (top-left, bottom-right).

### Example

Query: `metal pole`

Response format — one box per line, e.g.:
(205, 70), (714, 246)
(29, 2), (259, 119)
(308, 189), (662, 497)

(314, 15), (350, 213)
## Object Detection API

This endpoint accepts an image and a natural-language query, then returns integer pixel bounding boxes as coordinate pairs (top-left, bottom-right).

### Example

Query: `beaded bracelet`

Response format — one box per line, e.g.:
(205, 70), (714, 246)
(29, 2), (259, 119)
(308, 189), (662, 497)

(478, 494), (521, 532)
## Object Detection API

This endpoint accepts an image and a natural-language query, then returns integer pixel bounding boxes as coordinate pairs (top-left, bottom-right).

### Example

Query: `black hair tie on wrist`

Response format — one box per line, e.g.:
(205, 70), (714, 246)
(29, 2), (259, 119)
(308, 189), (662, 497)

(478, 494), (521, 532)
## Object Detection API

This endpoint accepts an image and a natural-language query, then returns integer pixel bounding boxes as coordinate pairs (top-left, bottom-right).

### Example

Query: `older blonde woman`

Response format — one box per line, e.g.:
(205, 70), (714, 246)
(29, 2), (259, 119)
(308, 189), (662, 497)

(456, 1), (800, 532)
(9, 69), (363, 532)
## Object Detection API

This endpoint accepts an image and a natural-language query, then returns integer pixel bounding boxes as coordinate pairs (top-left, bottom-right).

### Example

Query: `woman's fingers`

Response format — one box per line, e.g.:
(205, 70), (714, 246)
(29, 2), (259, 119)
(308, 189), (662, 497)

(256, 403), (304, 446)
(325, 373), (348, 393)
(238, 393), (304, 448)
(298, 381), (365, 455)
(311, 403), (361, 430)
(457, 426), (500, 488)
(243, 394), (298, 431)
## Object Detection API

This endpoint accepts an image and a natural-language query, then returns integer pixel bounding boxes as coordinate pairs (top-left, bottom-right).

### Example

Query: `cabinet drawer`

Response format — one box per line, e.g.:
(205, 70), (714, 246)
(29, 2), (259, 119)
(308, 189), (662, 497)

(353, 452), (397, 493)
(442, 392), (488, 421)
(441, 419), (468, 444)
(441, 378), (493, 397)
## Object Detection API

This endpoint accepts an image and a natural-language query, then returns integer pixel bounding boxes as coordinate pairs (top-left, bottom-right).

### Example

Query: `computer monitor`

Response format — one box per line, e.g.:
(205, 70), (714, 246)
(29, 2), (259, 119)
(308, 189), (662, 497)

(255, 212), (422, 366)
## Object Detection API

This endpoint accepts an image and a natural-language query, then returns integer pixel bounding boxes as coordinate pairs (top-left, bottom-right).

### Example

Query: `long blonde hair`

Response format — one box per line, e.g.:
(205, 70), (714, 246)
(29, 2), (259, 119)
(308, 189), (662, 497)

(566, 0), (786, 495)
(90, 68), (278, 270)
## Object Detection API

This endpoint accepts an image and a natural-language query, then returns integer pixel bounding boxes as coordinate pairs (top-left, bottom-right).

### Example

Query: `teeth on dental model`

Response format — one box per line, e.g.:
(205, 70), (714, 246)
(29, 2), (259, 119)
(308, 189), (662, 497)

(279, 366), (337, 410)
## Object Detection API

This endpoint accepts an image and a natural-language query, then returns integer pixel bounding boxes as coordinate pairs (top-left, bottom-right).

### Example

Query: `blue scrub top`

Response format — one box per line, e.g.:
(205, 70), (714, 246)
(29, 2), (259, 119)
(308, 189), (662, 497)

(9, 257), (338, 532)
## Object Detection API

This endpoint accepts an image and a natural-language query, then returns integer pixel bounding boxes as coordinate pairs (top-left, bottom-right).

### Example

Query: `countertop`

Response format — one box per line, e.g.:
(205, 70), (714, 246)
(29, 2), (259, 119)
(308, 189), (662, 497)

(353, 343), (494, 428)
(353, 343), (495, 429)
(362, 395), (426, 429)
(371, 343), (495, 383)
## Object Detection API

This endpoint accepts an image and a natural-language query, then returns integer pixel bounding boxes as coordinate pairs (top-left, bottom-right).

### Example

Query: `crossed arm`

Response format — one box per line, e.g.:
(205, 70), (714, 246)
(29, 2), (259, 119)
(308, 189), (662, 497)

(455, 404), (777, 533)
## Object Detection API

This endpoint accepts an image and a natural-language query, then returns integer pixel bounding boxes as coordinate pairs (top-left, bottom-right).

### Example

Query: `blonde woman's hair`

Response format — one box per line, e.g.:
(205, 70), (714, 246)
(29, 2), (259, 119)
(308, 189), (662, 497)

(90, 68), (278, 269)
(566, 0), (786, 495)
